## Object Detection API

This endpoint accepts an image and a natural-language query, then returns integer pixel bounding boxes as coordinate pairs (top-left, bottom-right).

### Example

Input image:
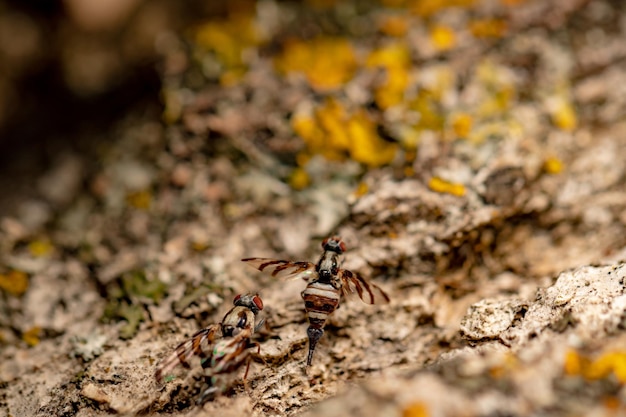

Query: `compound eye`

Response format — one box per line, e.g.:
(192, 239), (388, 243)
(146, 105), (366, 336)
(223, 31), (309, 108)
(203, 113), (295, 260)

(321, 237), (329, 248)
(252, 295), (264, 310)
(338, 240), (346, 253)
(234, 294), (242, 304)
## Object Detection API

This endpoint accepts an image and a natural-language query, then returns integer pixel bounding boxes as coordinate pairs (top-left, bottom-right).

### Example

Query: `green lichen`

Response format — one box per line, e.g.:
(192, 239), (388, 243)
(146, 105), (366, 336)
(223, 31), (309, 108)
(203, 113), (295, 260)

(118, 302), (145, 340)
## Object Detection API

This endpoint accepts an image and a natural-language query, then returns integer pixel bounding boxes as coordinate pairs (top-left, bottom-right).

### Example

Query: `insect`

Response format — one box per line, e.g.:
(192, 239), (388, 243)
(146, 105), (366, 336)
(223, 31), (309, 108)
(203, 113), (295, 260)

(242, 236), (389, 366)
(155, 293), (264, 403)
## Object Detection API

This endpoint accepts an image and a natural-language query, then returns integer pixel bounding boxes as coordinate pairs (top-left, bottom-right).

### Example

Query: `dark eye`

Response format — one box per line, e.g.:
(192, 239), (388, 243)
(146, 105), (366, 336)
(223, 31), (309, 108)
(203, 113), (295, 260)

(252, 295), (263, 310)
(237, 316), (247, 328)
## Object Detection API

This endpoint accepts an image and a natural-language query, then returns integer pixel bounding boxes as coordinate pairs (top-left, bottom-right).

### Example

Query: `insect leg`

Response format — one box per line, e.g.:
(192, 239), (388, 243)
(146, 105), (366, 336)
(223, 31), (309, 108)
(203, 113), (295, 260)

(306, 327), (324, 366)
(196, 377), (220, 404)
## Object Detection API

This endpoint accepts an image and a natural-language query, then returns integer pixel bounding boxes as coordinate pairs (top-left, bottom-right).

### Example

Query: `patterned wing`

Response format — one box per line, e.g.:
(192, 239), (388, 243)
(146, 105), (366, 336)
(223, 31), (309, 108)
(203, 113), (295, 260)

(339, 269), (390, 305)
(241, 258), (316, 281)
(207, 328), (252, 376)
(155, 324), (221, 382)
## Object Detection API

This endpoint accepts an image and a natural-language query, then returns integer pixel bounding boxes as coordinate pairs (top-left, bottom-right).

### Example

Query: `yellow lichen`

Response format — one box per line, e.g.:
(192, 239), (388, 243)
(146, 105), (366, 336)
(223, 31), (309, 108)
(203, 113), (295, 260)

(430, 25), (456, 51)
(564, 350), (626, 384)
(275, 37), (357, 91)
(409, 91), (445, 131)
(161, 89), (183, 125)
(289, 167), (311, 190)
(195, 12), (259, 78)
(22, 326), (41, 347)
(474, 60), (516, 117)
(366, 43), (412, 109)
(126, 190), (152, 210)
(451, 112), (473, 138)
(28, 239), (54, 257)
(543, 157), (564, 174)
(292, 98), (398, 168)
(585, 352), (626, 383)
(550, 97), (578, 131)
(469, 18), (508, 38)
(467, 119), (522, 144)
(0, 270), (29, 296)
(190, 240), (210, 252)
(353, 182), (369, 198)
(347, 110), (398, 166)
(429, 177), (466, 196)
(366, 43), (411, 71)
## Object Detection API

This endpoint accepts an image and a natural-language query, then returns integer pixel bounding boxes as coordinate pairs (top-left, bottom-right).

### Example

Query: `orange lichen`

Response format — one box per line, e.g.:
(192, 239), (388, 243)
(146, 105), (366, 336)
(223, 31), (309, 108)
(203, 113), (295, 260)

(469, 19), (508, 38)
(275, 37), (357, 91)
(429, 177), (466, 196)
(0, 270), (29, 296)
(603, 397), (623, 411)
(430, 25), (456, 51)
(403, 401), (430, 417)
(379, 15), (410, 37)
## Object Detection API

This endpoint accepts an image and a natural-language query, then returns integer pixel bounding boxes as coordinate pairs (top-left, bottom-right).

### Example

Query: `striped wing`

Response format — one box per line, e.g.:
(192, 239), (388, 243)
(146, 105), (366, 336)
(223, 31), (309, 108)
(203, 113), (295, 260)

(207, 328), (252, 376)
(241, 258), (316, 281)
(155, 324), (221, 382)
(339, 269), (390, 305)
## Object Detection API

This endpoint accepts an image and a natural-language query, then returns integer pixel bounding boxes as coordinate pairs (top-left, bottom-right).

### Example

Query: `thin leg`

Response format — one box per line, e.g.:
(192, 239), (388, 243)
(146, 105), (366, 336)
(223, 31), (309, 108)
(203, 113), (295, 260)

(243, 342), (261, 380)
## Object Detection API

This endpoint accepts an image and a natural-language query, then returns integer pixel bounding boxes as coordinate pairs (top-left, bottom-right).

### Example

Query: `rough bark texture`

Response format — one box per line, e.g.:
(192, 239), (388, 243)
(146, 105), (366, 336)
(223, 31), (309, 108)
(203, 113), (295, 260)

(2, 1), (626, 416)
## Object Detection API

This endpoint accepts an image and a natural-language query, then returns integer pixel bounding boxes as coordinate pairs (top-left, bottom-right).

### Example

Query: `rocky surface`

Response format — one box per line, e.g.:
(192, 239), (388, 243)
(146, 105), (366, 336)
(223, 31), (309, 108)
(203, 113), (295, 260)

(2, 1), (626, 416)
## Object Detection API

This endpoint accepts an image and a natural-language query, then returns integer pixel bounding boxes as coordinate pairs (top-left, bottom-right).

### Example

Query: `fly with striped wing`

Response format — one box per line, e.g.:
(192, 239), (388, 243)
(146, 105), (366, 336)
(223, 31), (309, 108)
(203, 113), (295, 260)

(155, 293), (264, 403)
(242, 236), (389, 366)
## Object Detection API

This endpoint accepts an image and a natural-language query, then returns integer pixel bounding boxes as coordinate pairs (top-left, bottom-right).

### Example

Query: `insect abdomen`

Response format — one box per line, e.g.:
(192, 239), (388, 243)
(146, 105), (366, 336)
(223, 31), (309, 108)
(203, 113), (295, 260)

(302, 282), (341, 328)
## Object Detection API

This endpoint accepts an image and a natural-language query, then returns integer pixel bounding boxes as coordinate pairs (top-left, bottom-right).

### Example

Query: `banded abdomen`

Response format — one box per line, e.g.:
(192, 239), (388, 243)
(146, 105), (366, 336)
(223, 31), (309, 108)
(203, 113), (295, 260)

(301, 281), (341, 365)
